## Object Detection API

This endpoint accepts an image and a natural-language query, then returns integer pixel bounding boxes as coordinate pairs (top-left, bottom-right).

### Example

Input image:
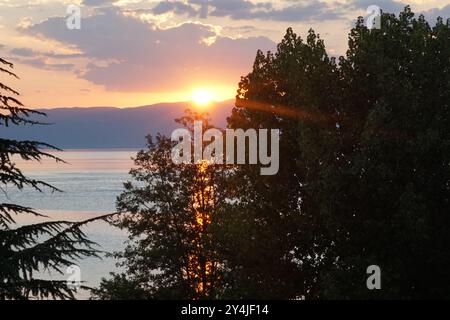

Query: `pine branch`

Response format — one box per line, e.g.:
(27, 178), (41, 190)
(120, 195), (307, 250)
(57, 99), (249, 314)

(0, 57), (116, 300)
(0, 203), (46, 229)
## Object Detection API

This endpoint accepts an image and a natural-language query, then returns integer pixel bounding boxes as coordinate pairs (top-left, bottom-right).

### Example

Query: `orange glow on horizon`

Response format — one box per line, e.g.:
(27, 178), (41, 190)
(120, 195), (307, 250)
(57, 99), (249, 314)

(11, 63), (236, 108)
(192, 88), (214, 108)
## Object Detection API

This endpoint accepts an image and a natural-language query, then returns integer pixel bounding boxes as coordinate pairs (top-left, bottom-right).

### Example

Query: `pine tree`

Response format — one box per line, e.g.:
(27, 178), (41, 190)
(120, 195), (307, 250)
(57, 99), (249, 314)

(0, 58), (108, 300)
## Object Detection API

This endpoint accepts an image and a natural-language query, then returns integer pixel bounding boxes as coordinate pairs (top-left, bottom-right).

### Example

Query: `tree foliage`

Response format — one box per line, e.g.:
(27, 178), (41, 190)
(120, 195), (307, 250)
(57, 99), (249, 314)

(0, 58), (107, 300)
(97, 7), (450, 299)
(228, 7), (450, 299)
(94, 111), (231, 299)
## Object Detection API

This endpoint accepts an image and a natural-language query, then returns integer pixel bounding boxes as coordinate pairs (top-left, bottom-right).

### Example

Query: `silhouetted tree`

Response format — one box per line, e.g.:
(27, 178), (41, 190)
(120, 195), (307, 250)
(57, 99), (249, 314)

(95, 6), (450, 300)
(0, 58), (107, 299)
(94, 111), (230, 299)
(317, 7), (450, 299)
(222, 26), (341, 299)
(228, 6), (450, 299)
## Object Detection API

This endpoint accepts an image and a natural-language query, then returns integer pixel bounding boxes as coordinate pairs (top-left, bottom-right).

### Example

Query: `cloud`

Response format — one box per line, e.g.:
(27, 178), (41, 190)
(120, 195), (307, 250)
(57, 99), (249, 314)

(246, 1), (341, 21)
(152, 1), (198, 16)
(348, 1), (450, 24)
(150, 0), (343, 22)
(82, 0), (117, 7)
(421, 5), (450, 23)
(7, 47), (83, 71)
(347, 0), (407, 14)
(149, 0), (436, 22)
(9, 47), (83, 59)
(10, 47), (36, 57)
(17, 16), (34, 29)
(13, 57), (75, 71)
(21, 8), (275, 92)
(222, 25), (258, 34)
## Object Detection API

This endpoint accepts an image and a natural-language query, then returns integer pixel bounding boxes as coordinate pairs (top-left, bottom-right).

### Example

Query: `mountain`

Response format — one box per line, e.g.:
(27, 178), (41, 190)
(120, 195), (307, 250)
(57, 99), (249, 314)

(3, 100), (235, 149)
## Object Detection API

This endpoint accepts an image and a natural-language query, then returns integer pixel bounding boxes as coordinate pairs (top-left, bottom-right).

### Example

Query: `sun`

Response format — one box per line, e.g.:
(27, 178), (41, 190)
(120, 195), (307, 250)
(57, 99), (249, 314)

(192, 89), (213, 107)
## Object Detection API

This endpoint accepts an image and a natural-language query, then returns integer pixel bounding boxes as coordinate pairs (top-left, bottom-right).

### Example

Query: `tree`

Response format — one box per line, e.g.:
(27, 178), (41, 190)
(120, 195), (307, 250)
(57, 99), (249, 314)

(317, 7), (450, 299)
(229, 6), (450, 299)
(95, 6), (450, 299)
(223, 27), (341, 299)
(94, 111), (230, 299)
(0, 58), (106, 299)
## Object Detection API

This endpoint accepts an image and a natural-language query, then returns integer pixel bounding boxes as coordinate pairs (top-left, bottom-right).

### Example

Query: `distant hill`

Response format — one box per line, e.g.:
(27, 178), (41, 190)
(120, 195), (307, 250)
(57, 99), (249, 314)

(3, 100), (235, 149)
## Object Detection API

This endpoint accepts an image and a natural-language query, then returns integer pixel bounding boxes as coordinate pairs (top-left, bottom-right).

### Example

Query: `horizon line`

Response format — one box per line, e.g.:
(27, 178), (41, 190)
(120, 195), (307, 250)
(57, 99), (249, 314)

(34, 98), (236, 111)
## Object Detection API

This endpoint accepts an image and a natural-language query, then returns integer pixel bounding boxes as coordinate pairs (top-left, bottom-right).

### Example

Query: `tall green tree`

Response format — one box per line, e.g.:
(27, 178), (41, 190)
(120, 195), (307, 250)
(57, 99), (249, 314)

(95, 6), (450, 300)
(0, 58), (105, 299)
(318, 7), (450, 299)
(94, 111), (230, 299)
(224, 27), (341, 299)
(228, 6), (450, 299)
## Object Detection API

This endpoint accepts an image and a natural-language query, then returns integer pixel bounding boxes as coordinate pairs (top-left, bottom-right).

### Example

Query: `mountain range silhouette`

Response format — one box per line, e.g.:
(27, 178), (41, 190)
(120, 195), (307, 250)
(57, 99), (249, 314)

(4, 100), (234, 149)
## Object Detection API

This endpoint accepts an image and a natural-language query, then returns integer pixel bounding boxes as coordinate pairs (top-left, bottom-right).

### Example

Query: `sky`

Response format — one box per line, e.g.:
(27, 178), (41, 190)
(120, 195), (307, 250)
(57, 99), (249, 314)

(0, 0), (449, 108)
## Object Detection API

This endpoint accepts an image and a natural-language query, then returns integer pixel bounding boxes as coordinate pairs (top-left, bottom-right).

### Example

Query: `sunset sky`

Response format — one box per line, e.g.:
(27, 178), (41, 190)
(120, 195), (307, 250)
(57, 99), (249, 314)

(0, 0), (449, 108)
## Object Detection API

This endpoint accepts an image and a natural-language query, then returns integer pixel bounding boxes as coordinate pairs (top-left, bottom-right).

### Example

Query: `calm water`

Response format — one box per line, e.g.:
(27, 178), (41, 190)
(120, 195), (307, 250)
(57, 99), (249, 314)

(6, 149), (138, 299)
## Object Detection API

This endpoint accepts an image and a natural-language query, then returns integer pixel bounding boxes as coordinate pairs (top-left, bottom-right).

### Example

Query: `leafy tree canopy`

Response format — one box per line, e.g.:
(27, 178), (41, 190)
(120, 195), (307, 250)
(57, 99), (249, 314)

(96, 6), (450, 299)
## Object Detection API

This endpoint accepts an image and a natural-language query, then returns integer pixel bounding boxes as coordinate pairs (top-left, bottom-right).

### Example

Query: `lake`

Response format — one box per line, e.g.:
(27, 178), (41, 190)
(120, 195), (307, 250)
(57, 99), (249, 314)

(7, 149), (139, 299)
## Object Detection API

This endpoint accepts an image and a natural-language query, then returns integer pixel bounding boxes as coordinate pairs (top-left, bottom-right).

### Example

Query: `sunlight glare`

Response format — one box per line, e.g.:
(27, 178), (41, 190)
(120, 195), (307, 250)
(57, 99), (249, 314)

(192, 89), (213, 107)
